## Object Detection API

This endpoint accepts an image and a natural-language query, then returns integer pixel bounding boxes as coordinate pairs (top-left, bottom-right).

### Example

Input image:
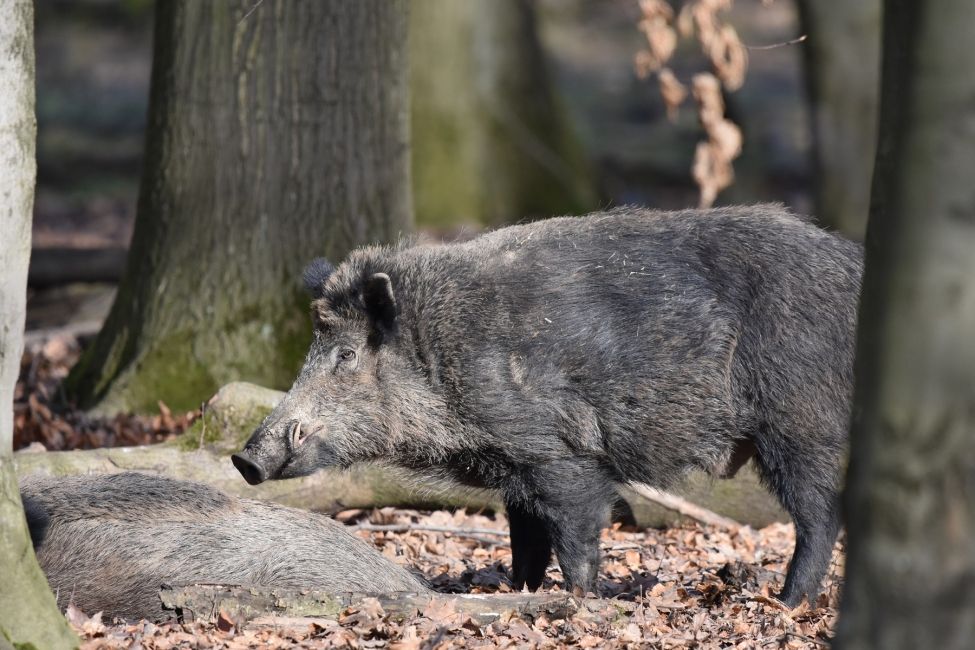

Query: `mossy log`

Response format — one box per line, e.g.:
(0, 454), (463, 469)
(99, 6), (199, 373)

(160, 584), (633, 627)
(14, 382), (786, 528)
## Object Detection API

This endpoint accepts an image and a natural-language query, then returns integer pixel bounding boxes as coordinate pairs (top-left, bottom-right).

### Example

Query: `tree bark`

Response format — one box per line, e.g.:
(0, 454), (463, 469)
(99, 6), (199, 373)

(797, 0), (881, 240)
(0, 2), (78, 646)
(67, 0), (412, 414)
(834, 2), (975, 648)
(410, 0), (596, 229)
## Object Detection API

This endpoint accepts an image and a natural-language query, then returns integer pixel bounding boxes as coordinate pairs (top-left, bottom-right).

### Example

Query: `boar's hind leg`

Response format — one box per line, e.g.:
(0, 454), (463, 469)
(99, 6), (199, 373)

(755, 442), (842, 607)
(506, 500), (552, 591)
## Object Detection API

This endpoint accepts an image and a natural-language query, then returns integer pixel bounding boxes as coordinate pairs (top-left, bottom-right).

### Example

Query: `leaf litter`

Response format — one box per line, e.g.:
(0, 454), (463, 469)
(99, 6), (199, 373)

(14, 333), (198, 451)
(69, 507), (843, 648)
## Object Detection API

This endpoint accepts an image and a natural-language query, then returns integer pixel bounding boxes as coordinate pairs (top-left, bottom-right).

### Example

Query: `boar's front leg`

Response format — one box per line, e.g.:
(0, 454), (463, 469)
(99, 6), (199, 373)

(510, 460), (616, 596)
(506, 500), (552, 591)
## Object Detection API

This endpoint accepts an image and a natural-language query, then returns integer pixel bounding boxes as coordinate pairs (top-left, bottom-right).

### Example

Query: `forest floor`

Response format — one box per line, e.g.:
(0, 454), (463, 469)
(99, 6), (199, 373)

(14, 333), (196, 451)
(66, 507), (842, 649)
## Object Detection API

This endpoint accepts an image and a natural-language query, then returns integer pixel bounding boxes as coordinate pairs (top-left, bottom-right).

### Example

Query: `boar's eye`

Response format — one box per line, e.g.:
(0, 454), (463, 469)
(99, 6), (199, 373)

(333, 346), (358, 373)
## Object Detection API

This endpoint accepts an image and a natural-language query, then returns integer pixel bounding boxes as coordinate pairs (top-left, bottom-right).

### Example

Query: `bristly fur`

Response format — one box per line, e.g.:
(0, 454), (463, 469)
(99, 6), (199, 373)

(303, 257), (336, 299)
(237, 204), (863, 606)
(21, 472), (427, 621)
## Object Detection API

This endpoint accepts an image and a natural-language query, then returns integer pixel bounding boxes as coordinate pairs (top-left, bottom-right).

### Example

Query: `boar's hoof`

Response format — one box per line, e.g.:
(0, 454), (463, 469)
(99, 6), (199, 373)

(231, 453), (267, 485)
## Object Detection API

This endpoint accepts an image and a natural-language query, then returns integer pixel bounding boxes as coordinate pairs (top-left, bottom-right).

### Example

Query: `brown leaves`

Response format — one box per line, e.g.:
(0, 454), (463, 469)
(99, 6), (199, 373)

(14, 333), (198, 451)
(691, 72), (743, 207)
(68, 512), (843, 648)
(635, 0), (678, 78)
(677, 0), (748, 90)
(65, 604), (106, 637)
(633, 0), (749, 206)
(658, 69), (688, 122)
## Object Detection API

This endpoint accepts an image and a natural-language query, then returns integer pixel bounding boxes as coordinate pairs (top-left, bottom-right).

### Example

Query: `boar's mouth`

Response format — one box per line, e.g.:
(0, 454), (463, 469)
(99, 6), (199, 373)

(232, 421), (338, 485)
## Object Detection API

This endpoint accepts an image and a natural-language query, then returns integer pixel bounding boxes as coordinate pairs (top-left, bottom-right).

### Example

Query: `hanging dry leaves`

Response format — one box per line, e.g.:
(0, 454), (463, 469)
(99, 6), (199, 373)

(634, 0), (749, 206)
(635, 0), (678, 78)
(692, 72), (743, 207)
(658, 68), (688, 122)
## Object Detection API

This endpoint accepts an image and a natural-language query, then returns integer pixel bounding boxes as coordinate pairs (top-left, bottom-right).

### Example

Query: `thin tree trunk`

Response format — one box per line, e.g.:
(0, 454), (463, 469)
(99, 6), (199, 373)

(67, 0), (412, 414)
(797, 0), (881, 240)
(410, 0), (596, 229)
(0, 1), (78, 646)
(835, 1), (975, 647)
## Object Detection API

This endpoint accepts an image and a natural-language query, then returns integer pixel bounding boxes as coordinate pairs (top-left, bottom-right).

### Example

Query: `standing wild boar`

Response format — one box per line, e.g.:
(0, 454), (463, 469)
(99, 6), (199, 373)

(232, 205), (862, 606)
(21, 472), (427, 621)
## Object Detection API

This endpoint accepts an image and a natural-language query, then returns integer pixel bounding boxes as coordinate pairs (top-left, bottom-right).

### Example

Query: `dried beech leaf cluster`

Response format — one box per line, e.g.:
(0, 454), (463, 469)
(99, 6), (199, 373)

(635, 0), (749, 207)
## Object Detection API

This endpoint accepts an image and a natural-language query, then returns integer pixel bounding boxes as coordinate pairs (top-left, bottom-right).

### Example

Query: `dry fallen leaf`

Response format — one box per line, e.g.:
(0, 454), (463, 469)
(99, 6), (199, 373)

(216, 609), (236, 633)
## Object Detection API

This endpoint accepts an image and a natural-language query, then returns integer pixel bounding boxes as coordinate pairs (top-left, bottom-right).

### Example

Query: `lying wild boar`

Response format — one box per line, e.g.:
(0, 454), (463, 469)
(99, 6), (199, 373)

(21, 472), (426, 620)
(232, 205), (862, 606)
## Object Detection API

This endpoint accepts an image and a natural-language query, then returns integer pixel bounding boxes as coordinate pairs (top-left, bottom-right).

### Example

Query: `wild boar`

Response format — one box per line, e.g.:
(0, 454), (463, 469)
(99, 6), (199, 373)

(21, 472), (427, 620)
(232, 205), (862, 606)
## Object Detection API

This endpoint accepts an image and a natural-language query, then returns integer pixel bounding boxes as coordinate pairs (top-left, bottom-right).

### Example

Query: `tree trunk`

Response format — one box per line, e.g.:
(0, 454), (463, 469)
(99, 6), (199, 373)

(0, 2), (78, 646)
(835, 1), (975, 648)
(67, 0), (412, 414)
(410, 0), (596, 229)
(797, 0), (881, 240)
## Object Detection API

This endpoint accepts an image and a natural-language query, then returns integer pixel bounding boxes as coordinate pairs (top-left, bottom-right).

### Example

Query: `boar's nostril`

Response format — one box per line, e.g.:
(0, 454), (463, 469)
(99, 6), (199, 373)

(231, 453), (267, 485)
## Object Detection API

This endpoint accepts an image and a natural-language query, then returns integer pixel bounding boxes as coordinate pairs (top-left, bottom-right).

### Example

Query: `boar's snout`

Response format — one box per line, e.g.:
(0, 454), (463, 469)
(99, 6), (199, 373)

(231, 451), (267, 485)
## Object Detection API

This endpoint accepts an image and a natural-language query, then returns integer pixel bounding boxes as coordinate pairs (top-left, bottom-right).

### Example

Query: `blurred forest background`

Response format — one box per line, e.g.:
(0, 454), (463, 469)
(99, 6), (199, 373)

(19, 0), (878, 440)
(28, 0), (832, 323)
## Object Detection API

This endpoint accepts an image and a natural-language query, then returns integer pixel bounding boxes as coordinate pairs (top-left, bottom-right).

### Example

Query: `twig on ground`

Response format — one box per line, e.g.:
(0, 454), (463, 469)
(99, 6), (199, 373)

(628, 484), (743, 531)
(354, 524), (509, 537)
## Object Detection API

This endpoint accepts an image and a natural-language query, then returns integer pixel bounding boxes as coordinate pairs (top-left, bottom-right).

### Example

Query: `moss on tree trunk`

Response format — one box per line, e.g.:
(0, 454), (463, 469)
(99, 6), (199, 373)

(835, 1), (975, 647)
(0, 2), (78, 646)
(67, 0), (412, 415)
(410, 0), (596, 229)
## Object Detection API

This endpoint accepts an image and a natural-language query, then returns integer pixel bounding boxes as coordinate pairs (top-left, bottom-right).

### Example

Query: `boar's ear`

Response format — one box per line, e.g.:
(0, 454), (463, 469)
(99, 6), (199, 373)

(362, 272), (397, 340)
(303, 258), (335, 299)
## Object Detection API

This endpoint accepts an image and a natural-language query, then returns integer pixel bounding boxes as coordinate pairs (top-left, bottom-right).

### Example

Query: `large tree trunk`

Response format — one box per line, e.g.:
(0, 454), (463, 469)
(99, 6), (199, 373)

(0, 2), (77, 647)
(797, 0), (881, 240)
(410, 0), (596, 229)
(67, 1), (412, 414)
(835, 1), (975, 648)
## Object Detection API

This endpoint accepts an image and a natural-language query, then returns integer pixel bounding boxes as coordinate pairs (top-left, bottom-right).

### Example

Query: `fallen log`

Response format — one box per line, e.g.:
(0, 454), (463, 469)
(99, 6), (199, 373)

(159, 584), (635, 627)
(14, 382), (787, 527)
